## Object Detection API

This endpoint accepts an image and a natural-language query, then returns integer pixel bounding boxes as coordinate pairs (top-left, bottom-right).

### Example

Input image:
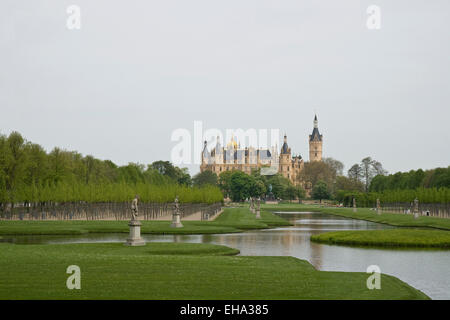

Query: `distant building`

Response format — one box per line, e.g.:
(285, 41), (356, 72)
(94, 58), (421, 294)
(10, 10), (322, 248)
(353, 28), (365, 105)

(200, 115), (323, 186)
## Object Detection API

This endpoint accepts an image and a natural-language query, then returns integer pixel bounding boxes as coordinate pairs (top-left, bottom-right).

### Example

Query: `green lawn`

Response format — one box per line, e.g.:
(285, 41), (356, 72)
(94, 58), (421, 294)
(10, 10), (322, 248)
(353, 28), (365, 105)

(0, 242), (429, 300)
(263, 203), (450, 230)
(311, 229), (450, 248)
(0, 207), (291, 236)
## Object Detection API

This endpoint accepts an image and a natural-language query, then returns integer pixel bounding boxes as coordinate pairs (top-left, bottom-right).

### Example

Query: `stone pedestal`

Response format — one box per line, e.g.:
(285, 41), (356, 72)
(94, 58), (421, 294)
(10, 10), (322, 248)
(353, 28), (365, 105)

(170, 212), (183, 228)
(413, 198), (419, 219)
(125, 219), (145, 246)
(256, 198), (261, 219)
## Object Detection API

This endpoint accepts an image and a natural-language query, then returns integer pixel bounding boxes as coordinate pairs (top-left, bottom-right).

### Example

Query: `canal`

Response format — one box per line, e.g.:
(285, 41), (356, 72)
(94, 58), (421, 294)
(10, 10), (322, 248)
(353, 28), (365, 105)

(2, 211), (449, 299)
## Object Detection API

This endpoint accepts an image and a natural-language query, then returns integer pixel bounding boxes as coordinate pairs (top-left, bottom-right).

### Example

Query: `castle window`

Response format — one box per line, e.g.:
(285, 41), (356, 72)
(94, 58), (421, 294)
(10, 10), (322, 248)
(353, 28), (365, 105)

(315, 152), (317, 157)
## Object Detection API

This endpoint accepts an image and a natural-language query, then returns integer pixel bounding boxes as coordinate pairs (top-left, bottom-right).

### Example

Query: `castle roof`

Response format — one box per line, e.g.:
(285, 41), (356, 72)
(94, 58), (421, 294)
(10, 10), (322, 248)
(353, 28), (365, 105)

(281, 134), (290, 154)
(309, 127), (322, 141)
(309, 115), (322, 141)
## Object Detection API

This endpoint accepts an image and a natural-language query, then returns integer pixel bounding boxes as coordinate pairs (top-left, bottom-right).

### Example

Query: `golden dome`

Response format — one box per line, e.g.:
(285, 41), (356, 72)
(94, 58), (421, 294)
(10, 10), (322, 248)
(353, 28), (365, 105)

(226, 136), (238, 149)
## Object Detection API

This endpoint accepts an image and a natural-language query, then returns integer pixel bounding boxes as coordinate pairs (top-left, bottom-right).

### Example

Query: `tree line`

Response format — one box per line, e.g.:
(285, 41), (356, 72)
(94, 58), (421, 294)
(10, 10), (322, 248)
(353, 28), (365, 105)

(338, 160), (450, 205)
(192, 154), (450, 205)
(369, 167), (450, 192)
(0, 131), (222, 205)
(2, 130), (447, 207)
(192, 169), (305, 202)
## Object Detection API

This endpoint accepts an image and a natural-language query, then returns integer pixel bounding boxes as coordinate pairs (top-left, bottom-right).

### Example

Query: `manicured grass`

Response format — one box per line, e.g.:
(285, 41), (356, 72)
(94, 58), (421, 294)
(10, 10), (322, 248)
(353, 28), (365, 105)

(311, 229), (450, 248)
(263, 203), (450, 230)
(0, 208), (291, 236)
(0, 242), (428, 300)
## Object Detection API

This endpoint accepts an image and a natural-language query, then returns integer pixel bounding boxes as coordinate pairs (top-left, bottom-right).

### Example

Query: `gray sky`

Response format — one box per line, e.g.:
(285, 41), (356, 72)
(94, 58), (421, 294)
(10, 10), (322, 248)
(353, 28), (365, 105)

(1, 0), (449, 175)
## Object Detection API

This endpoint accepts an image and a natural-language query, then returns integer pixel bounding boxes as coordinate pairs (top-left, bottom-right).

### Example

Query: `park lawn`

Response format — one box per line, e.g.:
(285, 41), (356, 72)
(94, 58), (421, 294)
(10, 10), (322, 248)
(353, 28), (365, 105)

(0, 242), (428, 300)
(263, 203), (450, 230)
(311, 229), (450, 248)
(0, 208), (291, 236)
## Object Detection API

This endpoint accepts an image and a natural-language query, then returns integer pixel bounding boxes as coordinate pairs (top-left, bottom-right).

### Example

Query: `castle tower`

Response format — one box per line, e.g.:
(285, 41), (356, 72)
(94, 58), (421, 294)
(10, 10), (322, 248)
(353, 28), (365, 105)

(309, 115), (323, 162)
(279, 134), (293, 180)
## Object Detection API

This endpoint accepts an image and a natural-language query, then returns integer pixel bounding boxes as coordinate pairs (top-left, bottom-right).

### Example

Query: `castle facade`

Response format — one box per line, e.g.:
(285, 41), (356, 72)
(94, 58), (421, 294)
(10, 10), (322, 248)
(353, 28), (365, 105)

(200, 115), (323, 185)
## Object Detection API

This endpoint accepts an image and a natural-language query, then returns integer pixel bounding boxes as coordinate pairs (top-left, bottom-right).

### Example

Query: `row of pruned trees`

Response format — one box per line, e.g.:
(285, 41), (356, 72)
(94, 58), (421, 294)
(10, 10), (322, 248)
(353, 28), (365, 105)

(338, 187), (450, 207)
(0, 131), (222, 205)
(369, 167), (450, 192)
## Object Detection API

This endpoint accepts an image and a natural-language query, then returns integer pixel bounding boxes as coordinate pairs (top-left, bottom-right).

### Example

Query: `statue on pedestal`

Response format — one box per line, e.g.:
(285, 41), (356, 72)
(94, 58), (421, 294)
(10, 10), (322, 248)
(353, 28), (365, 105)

(265, 184), (278, 204)
(125, 195), (145, 246)
(171, 195), (183, 228)
(131, 195), (139, 220)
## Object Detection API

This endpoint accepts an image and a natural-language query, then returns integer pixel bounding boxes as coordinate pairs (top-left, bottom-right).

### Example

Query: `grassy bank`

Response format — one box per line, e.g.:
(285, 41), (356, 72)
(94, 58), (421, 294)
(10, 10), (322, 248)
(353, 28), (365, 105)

(0, 208), (291, 236)
(263, 203), (450, 230)
(0, 242), (428, 300)
(311, 229), (450, 248)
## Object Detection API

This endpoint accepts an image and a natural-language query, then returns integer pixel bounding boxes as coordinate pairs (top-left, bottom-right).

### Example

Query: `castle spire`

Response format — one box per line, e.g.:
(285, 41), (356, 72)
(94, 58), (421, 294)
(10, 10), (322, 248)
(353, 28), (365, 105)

(310, 115), (321, 141)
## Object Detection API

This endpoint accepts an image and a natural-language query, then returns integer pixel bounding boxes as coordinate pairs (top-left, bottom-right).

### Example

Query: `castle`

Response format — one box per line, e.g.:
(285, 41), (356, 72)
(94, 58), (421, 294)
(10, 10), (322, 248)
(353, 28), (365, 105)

(200, 115), (323, 185)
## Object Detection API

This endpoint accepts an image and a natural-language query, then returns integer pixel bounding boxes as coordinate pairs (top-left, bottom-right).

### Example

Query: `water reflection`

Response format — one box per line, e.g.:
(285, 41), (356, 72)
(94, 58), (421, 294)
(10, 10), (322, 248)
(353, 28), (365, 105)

(1, 212), (449, 299)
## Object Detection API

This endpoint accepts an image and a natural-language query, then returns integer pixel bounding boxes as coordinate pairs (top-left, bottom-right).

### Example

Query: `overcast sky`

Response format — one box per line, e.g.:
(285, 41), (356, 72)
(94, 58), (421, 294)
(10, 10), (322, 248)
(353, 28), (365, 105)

(1, 0), (449, 175)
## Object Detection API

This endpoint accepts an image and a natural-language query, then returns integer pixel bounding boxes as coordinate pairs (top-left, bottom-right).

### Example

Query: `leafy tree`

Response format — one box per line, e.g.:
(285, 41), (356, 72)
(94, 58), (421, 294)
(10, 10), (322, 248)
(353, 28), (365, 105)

(266, 174), (292, 199)
(348, 164), (363, 182)
(295, 186), (306, 201)
(335, 176), (364, 193)
(249, 178), (266, 198)
(285, 185), (297, 200)
(4, 132), (27, 202)
(230, 171), (252, 201)
(361, 157), (387, 192)
(118, 163), (146, 184)
(151, 161), (177, 179)
(298, 160), (336, 192)
(218, 171), (233, 198)
(312, 180), (331, 202)
(323, 157), (344, 176)
(192, 170), (217, 187)
(174, 167), (192, 186)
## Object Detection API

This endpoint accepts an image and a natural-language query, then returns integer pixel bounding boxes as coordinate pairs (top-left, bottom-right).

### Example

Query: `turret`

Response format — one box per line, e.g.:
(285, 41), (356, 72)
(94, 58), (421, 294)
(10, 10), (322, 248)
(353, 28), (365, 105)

(279, 134), (293, 180)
